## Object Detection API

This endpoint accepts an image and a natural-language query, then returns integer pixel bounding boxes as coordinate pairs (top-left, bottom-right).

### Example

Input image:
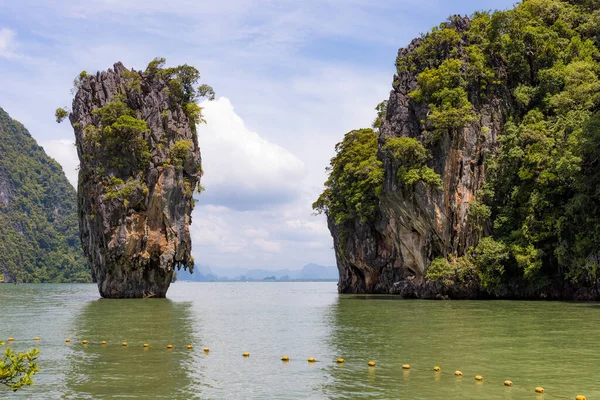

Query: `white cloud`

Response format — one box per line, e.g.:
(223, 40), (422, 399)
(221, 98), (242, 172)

(190, 201), (334, 269)
(40, 139), (78, 187)
(197, 97), (306, 210)
(0, 28), (16, 58)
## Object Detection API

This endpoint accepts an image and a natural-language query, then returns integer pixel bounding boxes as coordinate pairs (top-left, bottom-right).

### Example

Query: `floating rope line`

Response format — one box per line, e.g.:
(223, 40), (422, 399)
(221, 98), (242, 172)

(2, 337), (588, 399)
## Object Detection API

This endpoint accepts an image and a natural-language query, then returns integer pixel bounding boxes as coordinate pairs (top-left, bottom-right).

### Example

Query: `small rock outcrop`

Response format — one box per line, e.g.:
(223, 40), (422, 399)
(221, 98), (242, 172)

(69, 61), (209, 298)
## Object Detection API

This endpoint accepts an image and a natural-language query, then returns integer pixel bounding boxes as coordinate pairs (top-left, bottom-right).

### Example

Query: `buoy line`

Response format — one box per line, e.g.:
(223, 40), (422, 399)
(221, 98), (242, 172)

(2, 337), (588, 399)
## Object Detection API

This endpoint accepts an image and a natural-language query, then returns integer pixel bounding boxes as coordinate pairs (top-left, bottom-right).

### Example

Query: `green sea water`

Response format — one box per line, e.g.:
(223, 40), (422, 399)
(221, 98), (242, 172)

(0, 282), (598, 399)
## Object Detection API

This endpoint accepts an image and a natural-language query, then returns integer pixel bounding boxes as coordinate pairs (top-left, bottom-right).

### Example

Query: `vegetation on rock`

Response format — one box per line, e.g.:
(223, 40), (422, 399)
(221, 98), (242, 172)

(382, 137), (442, 188)
(314, 128), (442, 225)
(318, 0), (600, 296)
(313, 128), (383, 226)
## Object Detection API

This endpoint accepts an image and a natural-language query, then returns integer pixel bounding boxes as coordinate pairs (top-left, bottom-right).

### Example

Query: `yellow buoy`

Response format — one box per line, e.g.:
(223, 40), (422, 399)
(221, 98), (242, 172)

(187, 345), (193, 349)
(504, 380), (513, 387)
(82, 340), (88, 344)
(308, 357), (316, 363)
(65, 338), (71, 343)
(143, 343), (149, 348)
(575, 396), (586, 400)
(336, 358), (345, 363)
(281, 356), (289, 361)
(243, 352), (250, 357)
(34, 337), (40, 341)
(167, 344), (173, 349)
(535, 387), (544, 393)
(455, 371), (462, 376)
(402, 364), (411, 370)
(203, 347), (210, 352)
(7, 338), (14, 342)
(122, 342), (128, 347)
(101, 340), (107, 345)
(475, 375), (483, 381)
(368, 361), (376, 367)
(433, 366), (440, 371)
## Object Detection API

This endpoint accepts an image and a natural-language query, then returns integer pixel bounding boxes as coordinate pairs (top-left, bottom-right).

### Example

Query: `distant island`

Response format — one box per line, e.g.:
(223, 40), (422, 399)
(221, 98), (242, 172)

(178, 263), (338, 282)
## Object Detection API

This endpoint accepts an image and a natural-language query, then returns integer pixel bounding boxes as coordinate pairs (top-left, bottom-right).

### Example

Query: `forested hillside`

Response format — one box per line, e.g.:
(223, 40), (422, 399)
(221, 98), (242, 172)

(0, 107), (90, 283)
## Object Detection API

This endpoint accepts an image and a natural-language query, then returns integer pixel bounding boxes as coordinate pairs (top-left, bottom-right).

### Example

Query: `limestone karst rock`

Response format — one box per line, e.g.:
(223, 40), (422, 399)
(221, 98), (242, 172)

(327, 17), (498, 296)
(69, 61), (209, 298)
(321, 4), (600, 299)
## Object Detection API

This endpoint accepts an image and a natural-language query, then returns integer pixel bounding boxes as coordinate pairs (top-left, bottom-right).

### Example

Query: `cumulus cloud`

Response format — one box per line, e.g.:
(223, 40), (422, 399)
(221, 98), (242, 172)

(189, 202), (334, 269)
(197, 97), (306, 211)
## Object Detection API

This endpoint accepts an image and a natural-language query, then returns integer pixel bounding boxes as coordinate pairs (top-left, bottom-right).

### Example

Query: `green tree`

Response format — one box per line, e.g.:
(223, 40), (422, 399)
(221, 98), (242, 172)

(372, 100), (388, 129)
(54, 107), (68, 123)
(313, 128), (383, 225)
(382, 137), (442, 188)
(0, 341), (39, 391)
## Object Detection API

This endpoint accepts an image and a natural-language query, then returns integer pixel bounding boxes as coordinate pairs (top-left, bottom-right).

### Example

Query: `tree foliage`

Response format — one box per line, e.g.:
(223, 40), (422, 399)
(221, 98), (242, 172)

(84, 98), (151, 175)
(313, 129), (383, 225)
(372, 100), (388, 129)
(382, 137), (442, 188)
(54, 107), (68, 123)
(144, 57), (215, 130)
(0, 341), (39, 391)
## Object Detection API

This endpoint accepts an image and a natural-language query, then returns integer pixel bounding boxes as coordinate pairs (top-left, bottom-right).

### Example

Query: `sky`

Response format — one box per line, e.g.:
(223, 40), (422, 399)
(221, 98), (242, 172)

(0, 0), (516, 270)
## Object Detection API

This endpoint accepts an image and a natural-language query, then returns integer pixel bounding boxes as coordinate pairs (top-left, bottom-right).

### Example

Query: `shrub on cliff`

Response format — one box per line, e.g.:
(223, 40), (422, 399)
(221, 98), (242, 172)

(314, 125), (442, 227)
(382, 137), (442, 188)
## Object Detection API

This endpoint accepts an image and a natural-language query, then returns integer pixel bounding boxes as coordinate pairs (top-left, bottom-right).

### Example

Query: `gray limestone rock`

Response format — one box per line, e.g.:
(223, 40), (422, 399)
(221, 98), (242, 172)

(70, 62), (201, 298)
(330, 17), (509, 295)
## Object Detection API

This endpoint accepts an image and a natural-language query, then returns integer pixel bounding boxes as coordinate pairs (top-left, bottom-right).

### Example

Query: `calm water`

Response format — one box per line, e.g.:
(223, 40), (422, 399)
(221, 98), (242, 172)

(0, 283), (598, 399)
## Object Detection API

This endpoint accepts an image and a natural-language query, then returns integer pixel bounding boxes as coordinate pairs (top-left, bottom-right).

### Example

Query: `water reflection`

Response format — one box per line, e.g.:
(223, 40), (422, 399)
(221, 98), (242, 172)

(63, 298), (202, 399)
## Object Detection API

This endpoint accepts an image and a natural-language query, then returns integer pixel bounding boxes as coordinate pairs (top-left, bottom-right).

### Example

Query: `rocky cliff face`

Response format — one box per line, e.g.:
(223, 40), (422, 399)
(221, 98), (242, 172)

(70, 62), (202, 298)
(324, 1), (600, 299)
(332, 17), (507, 295)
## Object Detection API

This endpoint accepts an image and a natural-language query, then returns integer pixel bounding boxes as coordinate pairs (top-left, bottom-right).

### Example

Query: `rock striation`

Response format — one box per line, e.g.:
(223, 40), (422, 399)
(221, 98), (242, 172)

(70, 62), (204, 298)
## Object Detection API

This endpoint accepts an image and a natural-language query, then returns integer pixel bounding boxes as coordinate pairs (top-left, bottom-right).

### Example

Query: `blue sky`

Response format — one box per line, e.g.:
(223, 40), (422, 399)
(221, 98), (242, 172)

(0, 0), (516, 270)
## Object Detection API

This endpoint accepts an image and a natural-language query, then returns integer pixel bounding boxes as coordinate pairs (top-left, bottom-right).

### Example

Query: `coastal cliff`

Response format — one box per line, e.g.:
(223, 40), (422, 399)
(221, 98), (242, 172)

(65, 59), (212, 298)
(316, 1), (600, 299)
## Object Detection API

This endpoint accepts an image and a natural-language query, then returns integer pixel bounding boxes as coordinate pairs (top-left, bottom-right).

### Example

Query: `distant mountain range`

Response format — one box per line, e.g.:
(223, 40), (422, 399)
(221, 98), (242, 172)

(178, 263), (338, 282)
